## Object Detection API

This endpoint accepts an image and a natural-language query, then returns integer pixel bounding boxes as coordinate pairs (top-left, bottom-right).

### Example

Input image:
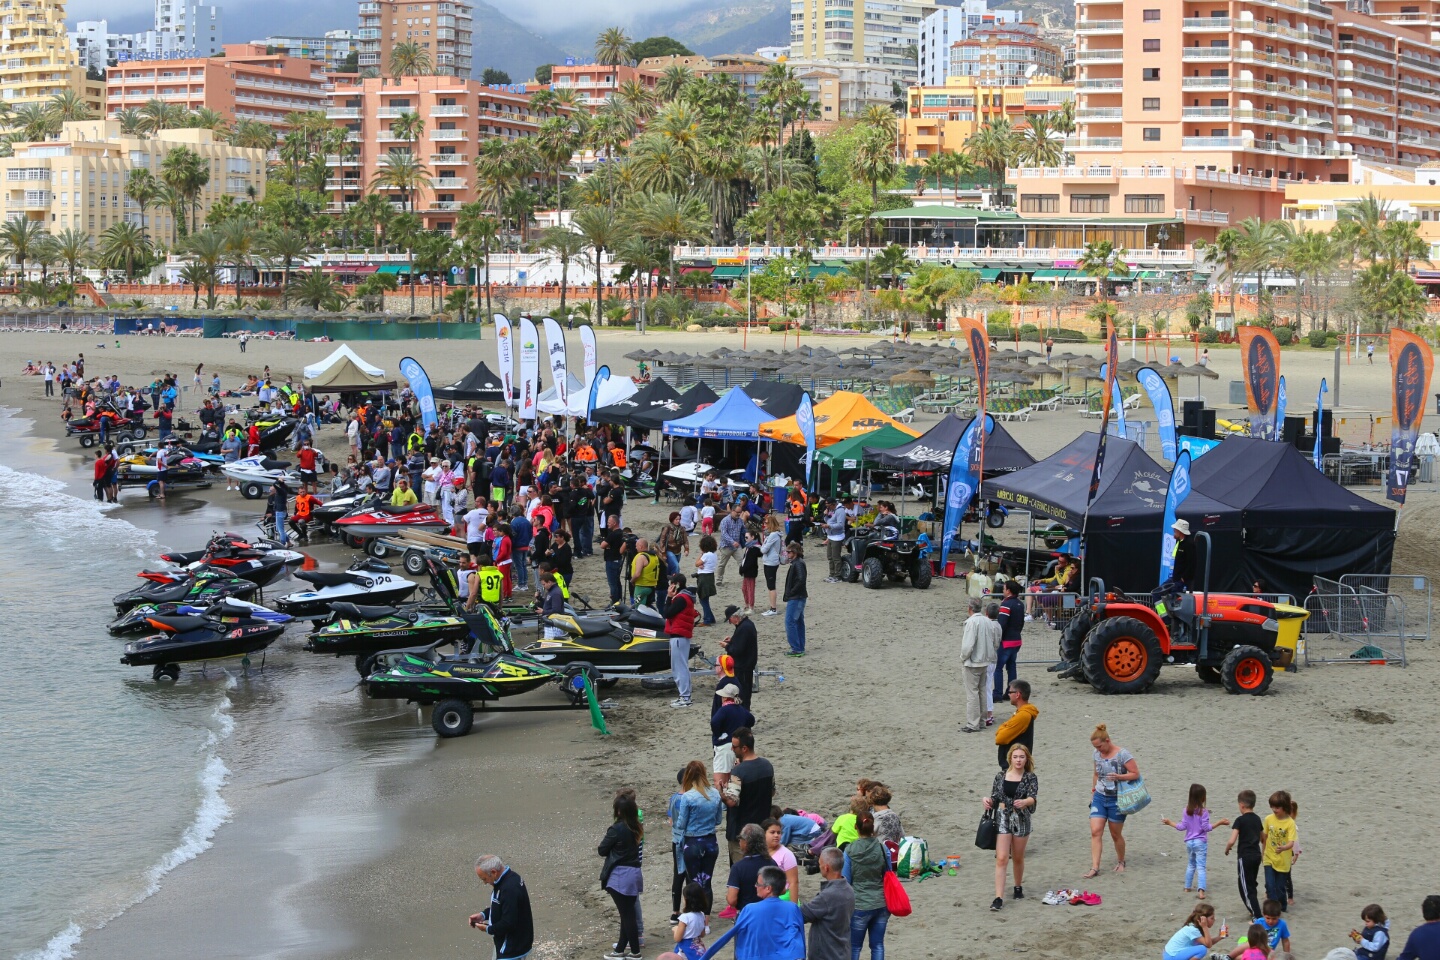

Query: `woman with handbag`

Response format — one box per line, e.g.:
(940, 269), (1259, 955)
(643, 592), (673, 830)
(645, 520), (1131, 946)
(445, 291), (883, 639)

(984, 743), (1039, 911)
(599, 792), (645, 960)
(844, 813), (890, 960)
(673, 761), (724, 916)
(1085, 723), (1141, 879)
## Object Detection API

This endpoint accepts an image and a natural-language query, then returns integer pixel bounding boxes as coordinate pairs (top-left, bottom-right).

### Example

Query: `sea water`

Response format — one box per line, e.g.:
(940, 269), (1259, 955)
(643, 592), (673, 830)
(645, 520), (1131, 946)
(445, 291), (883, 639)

(0, 409), (234, 960)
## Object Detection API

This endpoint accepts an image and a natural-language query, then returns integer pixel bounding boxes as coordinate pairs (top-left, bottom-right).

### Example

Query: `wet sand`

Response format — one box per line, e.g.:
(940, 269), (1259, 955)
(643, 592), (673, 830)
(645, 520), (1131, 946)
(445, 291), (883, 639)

(6, 329), (1440, 960)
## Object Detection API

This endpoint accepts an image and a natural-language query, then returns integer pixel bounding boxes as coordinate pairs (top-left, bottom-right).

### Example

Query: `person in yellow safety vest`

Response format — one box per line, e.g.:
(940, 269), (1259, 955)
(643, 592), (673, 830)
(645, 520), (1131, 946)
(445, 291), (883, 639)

(465, 564), (504, 612)
(390, 477), (419, 506)
(631, 539), (660, 606)
(535, 562), (570, 602)
(407, 430), (425, 453)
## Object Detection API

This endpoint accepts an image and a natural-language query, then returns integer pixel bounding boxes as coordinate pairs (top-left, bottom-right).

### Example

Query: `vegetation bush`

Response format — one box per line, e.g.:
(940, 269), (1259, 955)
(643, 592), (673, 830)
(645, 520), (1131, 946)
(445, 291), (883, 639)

(1273, 326), (1295, 346)
(1018, 325), (1088, 343)
(1198, 325), (1220, 343)
(1307, 329), (1329, 348)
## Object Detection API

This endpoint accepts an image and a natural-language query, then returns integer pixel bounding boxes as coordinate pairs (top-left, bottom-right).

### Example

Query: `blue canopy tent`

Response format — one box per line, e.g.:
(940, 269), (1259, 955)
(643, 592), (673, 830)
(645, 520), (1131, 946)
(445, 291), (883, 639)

(662, 386), (775, 495)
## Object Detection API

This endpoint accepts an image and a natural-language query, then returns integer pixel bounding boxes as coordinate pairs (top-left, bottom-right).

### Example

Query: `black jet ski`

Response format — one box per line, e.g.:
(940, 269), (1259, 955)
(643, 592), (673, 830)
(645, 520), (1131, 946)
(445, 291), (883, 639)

(523, 603), (696, 677)
(143, 552), (295, 589)
(157, 533), (305, 569)
(110, 597), (290, 635)
(121, 601), (289, 681)
(364, 606), (579, 737)
(114, 569), (260, 613)
(310, 483), (375, 526)
(305, 602), (471, 673)
(273, 557), (418, 618)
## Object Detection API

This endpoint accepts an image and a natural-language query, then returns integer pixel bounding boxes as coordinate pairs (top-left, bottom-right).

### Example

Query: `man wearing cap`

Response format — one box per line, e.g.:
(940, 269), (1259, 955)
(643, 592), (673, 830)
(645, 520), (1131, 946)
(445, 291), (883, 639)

(662, 573), (698, 709)
(710, 682), (753, 792)
(720, 605), (758, 708)
(1152, 519), (1196, 606)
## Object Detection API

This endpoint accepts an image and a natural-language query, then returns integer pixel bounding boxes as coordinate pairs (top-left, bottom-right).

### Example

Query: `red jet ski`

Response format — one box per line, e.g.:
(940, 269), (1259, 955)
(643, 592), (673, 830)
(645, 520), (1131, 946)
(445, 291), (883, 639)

(334, 503), (451, 539)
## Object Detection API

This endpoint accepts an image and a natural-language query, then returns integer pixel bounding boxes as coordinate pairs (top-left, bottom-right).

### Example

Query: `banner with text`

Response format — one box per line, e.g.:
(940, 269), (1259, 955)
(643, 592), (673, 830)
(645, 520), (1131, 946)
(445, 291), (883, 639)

(518, 316), (540, 420)
(1387, 329), (1435, 504)
(1237, 325), (1281, 439)
(493, 313), (515, 410)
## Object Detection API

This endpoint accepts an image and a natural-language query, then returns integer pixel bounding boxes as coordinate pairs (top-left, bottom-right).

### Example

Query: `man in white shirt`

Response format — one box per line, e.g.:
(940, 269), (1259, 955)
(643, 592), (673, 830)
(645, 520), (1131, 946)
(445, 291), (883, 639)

(959, 597), (998, 732)
(679, 502), (698, 539)
(346, 416), (361, 459)
(463, 500), (489, 555)
(42, 362), (54, 397)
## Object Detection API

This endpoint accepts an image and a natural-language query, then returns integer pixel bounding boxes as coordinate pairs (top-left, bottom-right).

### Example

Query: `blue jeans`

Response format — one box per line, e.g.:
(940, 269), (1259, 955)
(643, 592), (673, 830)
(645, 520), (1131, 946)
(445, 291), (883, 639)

(1163, 948), (1207, 960)
(699, 595), (715, 624)
(514, 548), (529, 589)
(785, 598), (807, 653)
(1264, 864), (1289, 911)
(1089, 790), (1126, 824)
(273, 511), (288, 546)
(573, 515), (594, 556)
(605, 559), (622, 602)
(850, 907), (889, 960)
(993, 644), (1019, 701)
(666, 551), (679, 576)
(1185, 838), (1208, 890)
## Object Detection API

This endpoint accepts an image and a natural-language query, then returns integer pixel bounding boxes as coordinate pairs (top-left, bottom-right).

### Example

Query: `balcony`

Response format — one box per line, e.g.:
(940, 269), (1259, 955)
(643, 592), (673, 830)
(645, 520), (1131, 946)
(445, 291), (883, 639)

(1399, 51), (1440, 76)
(1177, 208), (1231, 225)
(434, 176), (466, 188)
(1076, 107), (1123, 120)
(1338, 65), (1394, 87)
(428, 200), (462, 212)
(1182, 107), (1232, 118)
(1064, 137), (1122, 150)
(1182, 47), (1232, 60)
(1182, 76), (1233, 90)
(1338, 92), (1393, 112)
(376, 131), (410, 142)
(1076, 48), (1124, 63)
(1009, 165), (1115, 180)
(430, 105), (468, 117)
(358, 1), (379, 11)
(1182, 136), (1248, 149)
(1075, 78), (1123, 93)
(1183, 17), (1230, 30)
(6, 190), (51, 209)
(1339, 40), (1393, 63)
(429, 129), (466, 140)
(429, 153), (468, 165)
(326, 106), (360, 119)
(324, 179), (362, 190)
(1075, 19), (1123, 32)
(376, 107), (413, 119)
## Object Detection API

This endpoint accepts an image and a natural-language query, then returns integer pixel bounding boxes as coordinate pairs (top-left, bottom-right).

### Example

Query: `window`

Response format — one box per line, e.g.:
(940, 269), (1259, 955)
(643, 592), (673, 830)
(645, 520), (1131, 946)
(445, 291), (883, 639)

(1125, 194), (1165, 213)
(1071, 194), (1110, 213)
(1143, 127), (1161, 141)
(1143, 39), (1160, 52)
(1143, 8), (1160, 20)
(1021, 194), (1059, 213)
(1144, 68), (1161, 81)
(1143, 97), (1160, 110)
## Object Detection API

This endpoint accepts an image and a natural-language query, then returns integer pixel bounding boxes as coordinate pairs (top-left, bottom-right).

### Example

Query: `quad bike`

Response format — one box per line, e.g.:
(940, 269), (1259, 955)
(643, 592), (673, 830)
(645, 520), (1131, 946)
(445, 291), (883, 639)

(843, 524), (932, 590)
(1057, 540), (1308, 696)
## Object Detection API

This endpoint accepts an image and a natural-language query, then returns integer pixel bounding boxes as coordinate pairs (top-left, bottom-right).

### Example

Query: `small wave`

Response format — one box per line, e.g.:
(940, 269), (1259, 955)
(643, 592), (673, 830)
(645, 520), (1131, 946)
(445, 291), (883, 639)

(16, 924), (82, 960)
(0, 463), (157, 557)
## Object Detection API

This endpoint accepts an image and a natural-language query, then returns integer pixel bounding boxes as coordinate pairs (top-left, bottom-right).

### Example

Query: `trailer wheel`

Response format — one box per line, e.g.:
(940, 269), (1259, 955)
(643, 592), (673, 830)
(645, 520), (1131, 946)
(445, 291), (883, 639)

(131, 425), (148, 440)
(1082, 616), (1163, 695)
(562, 663), (600, 705)
(1221, 645), (1273, 696)
(431, 698), (474, 737)
(240, 480), (265, 500)
(403, 549), (427, 575)
(355, 653), (383, 677)
(79, 434), (95, 448)
(367, 539), (390, 559)
(153, 663), (181, 683)
(985, 509), (1006, 529)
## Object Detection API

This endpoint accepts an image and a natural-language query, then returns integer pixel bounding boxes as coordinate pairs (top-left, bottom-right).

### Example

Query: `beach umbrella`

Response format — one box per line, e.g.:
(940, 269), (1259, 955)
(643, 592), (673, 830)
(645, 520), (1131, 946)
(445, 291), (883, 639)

(1184, 362), (1218, 399)
(1028, 362), (1061, 387)
(1118, 358), (1145, 376)
(891, 370), (936, 389)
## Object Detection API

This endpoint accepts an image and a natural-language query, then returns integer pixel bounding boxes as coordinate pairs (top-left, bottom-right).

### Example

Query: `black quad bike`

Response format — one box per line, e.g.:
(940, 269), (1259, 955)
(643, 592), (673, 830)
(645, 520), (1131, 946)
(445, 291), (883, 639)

(843, 525), (932, 590)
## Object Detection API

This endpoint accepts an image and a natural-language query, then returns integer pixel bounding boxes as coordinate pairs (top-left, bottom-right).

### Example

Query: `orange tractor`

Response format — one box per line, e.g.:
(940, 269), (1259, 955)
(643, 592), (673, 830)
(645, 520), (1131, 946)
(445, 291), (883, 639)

(1058, 579), (1309, 696)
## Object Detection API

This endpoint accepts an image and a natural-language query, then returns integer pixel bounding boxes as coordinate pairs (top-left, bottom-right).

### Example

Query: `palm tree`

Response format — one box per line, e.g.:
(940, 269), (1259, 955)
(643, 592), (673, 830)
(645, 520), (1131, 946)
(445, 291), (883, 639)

(49, 89), (92, 123)
(179, 260), (210, 308)
(965, 118), (1017, 193)
(536, 115), (579, 215)
(98, 222), (151, 282)
(657, 65), (693, 102)
(595, 26), (633, 66)
(0, 218), (46, 284)
(940, 151), (976, 201)
(187, 107), (229, 136)
(291, 268), (349, 310)
(921, 152), (947, 195)
(125, 169), (161, 248)
(456, 203), (499, 318)
(181, 230), (226, 308)
(629, 191), (710, 290)
(138, 98), (187, 135)
(52, 228), (92, 282)
(387, 212), (424, 313)
(1017, 113), (1063, 167)
(1077, 240), (1129, 303)
(852, 125), (897, 248)
(571, 204), (622, 329)
(115, 108), (146, 137)
(160, 146), (209, 235)
(218, 219), (262, 306)
(228, 119), (277, 150)
(1236, 216), (1286, 321)
(389, 41), (434, 78)
(390, 110), (425, 151)
(372, 151), (432, 214)
(12, 103), (59, 142)
(262, 227), (309, 308)
(535, 225), (587, 318)
(1197, 227), (1244, 321)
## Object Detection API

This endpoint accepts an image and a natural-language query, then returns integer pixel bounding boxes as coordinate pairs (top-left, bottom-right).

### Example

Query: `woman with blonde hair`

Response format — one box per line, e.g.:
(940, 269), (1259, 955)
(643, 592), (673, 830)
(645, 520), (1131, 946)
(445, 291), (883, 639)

(672, 760), (723, 916)
(1086, 723), (1140, 878)
(984, 743), (1038, 910)
(759, 513), (785, 617)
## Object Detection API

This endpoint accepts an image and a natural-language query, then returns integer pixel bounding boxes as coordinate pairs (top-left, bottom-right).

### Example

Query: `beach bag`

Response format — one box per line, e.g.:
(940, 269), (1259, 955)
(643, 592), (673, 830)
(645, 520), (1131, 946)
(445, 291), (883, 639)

(1116, 776), (1152, 816)
(974, 810), (997, 851)
(882, 870), (912, 917)
(808, 827), (838, 858)
(896, 837), (929, 877)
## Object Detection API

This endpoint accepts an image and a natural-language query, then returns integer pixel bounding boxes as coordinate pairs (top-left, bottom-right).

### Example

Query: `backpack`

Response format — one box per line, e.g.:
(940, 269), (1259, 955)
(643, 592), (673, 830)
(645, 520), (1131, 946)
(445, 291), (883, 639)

(895, 836), (931, 878)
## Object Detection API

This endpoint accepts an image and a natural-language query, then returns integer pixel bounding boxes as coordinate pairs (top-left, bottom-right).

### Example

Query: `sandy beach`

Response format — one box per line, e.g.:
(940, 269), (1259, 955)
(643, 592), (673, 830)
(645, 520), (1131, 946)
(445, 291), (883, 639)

(6, 327), (1440, 960)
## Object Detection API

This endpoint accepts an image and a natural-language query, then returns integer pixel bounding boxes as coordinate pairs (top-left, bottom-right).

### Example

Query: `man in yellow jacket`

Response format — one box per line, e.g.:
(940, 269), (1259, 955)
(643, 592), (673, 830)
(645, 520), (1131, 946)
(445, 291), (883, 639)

(994, 678), (1037, 770)
(389, 477), (419, 506)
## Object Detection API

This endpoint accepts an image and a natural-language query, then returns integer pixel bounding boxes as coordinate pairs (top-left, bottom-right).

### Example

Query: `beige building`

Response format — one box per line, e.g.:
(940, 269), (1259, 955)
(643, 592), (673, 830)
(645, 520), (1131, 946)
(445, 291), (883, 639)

(790, 0), (938, 84)
(0, 119), (266, 239)
(357, 0), (472, 77)
(901, 74), (1072, 161)
(0, 0), (103, 117)
(792, 60), (900, 118)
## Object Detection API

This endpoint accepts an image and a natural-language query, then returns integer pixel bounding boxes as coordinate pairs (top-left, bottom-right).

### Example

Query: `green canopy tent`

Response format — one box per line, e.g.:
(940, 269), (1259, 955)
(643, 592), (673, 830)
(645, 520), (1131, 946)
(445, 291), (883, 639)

(811, 425), (916, 495)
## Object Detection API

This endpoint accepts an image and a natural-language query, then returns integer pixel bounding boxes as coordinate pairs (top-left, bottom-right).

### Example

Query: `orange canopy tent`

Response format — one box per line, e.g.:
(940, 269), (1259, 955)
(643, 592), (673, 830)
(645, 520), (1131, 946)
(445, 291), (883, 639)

(758, 391), (920, 448)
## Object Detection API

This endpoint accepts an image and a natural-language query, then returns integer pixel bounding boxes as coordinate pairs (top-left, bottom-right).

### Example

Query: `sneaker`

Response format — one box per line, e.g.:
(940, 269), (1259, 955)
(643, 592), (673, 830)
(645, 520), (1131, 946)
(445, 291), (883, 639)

(990, 897), (1004, 911)
(603, 951), (627, 960)
(984, 716), (996, 727)
(823, 576), (838, 583)
(669, 698), (692, 708)
(1013, 885), (1024, 900)
(761, 609), (778, 617)
(785, 651), (805, 657)
(718, 906), (738, 920)
(1024, 614), (1033, 622)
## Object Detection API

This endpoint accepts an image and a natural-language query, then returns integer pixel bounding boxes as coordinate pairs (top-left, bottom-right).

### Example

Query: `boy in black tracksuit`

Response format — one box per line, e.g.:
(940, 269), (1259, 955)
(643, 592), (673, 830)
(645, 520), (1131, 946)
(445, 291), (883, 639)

(1225, 789), (1265, 919)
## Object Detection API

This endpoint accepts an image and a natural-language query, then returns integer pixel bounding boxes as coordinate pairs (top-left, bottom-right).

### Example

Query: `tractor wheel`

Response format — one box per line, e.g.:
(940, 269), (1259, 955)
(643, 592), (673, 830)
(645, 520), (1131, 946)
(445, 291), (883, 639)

(1196, 664), (1223, 684)
(1221, 645), (1274, 696)
(860, 557), (885, 590)
(431, 698), (474, 738)
(1081, 616), (1163, 695)
(912, 560), (932, 590)
(1061, 608), (1092, 664)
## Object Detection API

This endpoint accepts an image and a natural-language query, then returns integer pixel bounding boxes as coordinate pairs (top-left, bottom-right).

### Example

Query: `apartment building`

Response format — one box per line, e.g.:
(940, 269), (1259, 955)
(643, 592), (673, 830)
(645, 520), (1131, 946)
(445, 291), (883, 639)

(107, 44), (332, 130)
(357, 0), (473, 78)
(152, 1), (223, 57)
(795, 60), (902, 117)
(1281, 164), (1440, 263)
(901, 74), (1072, 161)
(548, 62), (660, 113)
(70, 20), (135, 71)
(918, 1), (1020, 86)
(949, 21), (1063, 86)
(790, 0), (938, 85)
(260, 30), (359, 72)
(0, 0), (103, 116)
(0, 119), (264, 239)
(325, 75), (551, 231)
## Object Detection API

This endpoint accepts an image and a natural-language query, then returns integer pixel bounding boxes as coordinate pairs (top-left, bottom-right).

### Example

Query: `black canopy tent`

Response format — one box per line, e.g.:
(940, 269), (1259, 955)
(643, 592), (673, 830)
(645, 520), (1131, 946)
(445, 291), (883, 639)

(987, 433), (1242, 594)
(867, 413), (1036, 475)
(435, 360), (509, 403)
(591, 378), (684, 428)
(741, 379), (806, 419)
(629, 382), (720, 432)
(1189, 437), (1395, 599)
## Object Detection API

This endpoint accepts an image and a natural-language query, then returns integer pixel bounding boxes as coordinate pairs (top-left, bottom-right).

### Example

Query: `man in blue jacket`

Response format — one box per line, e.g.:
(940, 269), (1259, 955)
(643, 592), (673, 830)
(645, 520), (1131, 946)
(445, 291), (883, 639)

(701, 865), (805, 960)
(471, 855), (533, 960)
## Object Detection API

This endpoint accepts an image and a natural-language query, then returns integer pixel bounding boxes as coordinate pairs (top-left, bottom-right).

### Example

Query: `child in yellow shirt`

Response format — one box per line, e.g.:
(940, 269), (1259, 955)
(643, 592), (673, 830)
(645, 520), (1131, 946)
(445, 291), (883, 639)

(1261, 790), (1298, 913)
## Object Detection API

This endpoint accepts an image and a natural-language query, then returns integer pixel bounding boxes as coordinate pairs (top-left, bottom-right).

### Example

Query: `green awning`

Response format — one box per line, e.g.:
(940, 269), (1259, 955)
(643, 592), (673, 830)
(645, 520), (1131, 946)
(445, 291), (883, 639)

(377, 264), (409, 275)
(978, 268), (1002, 281)
(711, 266), (744, 279)
(814, 425), (918, 493)
(1137, 270), (1166, 280)
(807, 264), (845, 278)
(1031, 268), (1070, 279)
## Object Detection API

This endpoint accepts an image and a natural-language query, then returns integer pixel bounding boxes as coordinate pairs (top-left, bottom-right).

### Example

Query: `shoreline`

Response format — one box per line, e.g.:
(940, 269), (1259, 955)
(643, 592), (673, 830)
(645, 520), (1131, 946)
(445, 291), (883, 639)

(6, 330), (1440, 960)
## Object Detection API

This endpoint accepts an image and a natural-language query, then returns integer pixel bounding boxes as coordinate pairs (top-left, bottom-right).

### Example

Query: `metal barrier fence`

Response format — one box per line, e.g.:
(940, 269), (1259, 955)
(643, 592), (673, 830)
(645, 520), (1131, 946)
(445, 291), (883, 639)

(1303, 577), (1409, 666)
(1340, 573), (1431, 645)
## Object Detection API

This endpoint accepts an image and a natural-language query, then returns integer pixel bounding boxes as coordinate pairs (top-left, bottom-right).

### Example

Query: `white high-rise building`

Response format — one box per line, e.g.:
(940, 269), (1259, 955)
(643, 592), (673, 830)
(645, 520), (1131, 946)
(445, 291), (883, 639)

(152, 1), (223, 56)
(790, 0), (938, 85)
(69, 20), (136, 71)
(917, 1), (1019, 86)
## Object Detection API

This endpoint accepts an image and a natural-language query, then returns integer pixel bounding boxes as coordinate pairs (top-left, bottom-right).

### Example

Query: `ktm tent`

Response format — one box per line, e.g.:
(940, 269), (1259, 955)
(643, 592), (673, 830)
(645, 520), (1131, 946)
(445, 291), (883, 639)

(758, 391), (919, 447)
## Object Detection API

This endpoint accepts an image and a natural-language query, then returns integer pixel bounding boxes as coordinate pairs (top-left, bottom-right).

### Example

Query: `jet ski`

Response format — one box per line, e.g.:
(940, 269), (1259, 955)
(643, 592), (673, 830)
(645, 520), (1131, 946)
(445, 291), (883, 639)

(141, 551), (294, 588)
(224, 454), (302, 500)
(364, 607), (578, 737)
(114, 568), (260, 613)
(237, 416), (297, 453)
(157, 533), (304, 568)
(110, 597), (291, 635)
(68, 407), (147, 447)
(311, 484), (378, 527)
(304, 602), (473, 673)
(115, 451), (211, 487)
(334, 502), (450, 539)
(273, 557), (418, 618)
(523, 603), (698, 677)
(120, 601), (289, 681)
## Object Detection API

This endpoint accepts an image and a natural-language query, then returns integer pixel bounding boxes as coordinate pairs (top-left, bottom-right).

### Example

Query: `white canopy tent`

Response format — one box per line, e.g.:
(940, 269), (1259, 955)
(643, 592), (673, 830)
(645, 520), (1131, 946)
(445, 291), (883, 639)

(303, 344), (385, 380)
(537, 373), (637, 418)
